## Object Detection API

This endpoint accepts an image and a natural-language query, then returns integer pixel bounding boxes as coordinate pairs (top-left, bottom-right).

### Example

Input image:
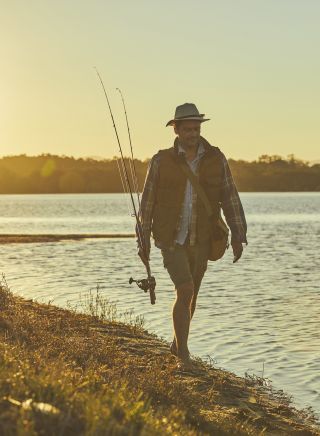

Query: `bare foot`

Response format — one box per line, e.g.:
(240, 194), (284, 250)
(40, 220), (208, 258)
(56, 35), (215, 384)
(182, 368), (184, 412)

(176, 356), (195, 371)
(170, 340), (190, 359)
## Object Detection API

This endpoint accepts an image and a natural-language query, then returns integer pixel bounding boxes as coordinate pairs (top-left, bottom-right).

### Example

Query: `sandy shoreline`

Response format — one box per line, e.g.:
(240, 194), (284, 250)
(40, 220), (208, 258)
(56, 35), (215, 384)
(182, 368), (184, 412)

(0, 234), (135, 244)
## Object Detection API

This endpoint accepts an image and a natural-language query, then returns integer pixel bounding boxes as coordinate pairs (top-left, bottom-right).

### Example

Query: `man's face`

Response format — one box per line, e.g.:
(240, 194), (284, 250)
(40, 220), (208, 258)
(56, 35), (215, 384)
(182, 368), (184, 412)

(174, 120), (201, 148)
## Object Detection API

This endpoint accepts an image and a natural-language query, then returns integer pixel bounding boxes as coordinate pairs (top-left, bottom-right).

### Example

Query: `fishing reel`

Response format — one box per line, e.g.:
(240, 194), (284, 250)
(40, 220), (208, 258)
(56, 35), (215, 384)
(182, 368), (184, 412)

(129, 276), (156, 305)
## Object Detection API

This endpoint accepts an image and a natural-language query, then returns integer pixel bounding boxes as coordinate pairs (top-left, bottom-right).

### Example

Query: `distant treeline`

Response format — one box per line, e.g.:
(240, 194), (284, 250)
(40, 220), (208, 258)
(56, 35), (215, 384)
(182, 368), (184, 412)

(0, 153), (319, 193)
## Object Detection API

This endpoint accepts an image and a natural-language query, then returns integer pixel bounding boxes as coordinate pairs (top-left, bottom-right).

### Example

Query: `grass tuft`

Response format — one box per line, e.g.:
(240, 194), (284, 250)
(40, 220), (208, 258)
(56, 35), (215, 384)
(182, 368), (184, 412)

(72, 285), (145, 332)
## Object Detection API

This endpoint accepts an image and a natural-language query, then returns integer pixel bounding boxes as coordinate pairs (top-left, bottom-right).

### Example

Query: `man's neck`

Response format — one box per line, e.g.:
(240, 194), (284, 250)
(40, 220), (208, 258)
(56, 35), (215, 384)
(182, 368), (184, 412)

(179, 142), (199, 162)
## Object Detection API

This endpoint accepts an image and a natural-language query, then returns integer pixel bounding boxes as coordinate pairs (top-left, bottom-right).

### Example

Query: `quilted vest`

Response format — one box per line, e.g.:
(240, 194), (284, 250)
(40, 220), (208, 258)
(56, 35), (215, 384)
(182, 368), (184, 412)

(152, 137), (224, 247)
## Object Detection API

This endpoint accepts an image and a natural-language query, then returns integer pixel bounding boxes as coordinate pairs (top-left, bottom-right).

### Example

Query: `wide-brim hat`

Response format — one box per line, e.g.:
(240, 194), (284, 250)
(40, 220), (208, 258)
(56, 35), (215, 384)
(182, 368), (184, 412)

(166, 103), (210, 127)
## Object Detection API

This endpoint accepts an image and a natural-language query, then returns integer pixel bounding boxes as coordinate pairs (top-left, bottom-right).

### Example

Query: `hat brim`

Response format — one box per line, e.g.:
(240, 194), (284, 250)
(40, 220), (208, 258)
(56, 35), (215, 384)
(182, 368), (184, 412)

(166, 117), (210, 127)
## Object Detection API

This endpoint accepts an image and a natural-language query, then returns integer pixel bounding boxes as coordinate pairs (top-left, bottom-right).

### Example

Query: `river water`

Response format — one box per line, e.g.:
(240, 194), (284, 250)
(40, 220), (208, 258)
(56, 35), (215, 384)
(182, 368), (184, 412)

(0, 193), (319, 414)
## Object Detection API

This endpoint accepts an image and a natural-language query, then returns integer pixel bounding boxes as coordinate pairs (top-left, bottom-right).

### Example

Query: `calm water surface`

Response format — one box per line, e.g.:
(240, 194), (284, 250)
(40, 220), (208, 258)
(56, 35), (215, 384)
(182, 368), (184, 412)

(0, 193), (319, 414)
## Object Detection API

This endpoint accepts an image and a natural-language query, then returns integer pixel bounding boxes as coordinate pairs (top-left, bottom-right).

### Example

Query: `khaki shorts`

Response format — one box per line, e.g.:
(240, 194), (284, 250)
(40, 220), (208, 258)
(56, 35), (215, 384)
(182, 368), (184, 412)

(161, 239), (211, 288)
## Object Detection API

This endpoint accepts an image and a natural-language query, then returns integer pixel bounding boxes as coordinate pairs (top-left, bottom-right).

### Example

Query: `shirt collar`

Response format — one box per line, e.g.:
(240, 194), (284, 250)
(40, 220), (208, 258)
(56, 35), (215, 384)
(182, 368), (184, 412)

(177, 142), (205, 157)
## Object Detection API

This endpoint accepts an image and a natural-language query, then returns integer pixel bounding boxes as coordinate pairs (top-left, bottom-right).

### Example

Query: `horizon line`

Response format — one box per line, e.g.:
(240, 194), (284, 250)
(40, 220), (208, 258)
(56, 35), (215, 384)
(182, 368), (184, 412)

(1, 153), (319, 165)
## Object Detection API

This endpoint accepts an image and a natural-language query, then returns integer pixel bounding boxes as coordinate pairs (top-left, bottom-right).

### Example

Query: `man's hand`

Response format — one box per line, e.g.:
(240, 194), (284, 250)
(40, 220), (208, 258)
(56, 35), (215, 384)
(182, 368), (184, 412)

(231, 241), (243, 263)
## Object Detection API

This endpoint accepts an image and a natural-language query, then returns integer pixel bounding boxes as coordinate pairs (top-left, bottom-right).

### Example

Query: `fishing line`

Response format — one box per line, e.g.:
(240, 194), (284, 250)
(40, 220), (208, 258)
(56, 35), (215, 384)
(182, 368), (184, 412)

(95, 68), (139, 231)
(116, 159), (132, 217)
(116, 88), (141, 209)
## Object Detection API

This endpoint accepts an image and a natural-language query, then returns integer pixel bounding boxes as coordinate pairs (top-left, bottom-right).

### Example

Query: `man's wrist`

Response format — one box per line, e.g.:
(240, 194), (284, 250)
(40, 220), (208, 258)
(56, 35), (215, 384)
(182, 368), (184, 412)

(231, 234), (247, 245)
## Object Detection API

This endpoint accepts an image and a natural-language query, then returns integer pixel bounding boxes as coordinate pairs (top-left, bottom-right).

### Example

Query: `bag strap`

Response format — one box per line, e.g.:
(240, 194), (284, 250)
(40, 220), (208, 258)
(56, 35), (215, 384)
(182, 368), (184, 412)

(178, 161), (213, 217)
(179, 160), (229, 239)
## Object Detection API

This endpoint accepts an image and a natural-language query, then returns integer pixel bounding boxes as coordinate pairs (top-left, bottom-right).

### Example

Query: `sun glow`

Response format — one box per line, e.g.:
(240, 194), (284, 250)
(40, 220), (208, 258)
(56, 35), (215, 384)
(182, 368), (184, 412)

(1, 1), (319, 161)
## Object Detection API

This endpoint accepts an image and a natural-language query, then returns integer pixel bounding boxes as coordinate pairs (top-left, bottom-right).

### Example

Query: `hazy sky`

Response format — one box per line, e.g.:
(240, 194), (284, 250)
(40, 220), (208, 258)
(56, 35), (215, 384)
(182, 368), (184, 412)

(1, 0), (319, 161)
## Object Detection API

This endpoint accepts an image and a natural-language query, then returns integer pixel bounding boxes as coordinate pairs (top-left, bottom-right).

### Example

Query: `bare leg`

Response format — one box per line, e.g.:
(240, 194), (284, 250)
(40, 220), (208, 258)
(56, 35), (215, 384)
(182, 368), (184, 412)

(172, 281), (194, 360)
(190, 281), (202, 319)
(171, 281), (202, 356)
(170, 239), (209, 357)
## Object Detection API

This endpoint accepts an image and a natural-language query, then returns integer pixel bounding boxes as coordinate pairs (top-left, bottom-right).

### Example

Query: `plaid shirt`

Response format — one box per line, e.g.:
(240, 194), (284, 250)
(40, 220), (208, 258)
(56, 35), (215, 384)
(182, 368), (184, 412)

(175, 142), (206, 245)
(138, 138), (247, 252)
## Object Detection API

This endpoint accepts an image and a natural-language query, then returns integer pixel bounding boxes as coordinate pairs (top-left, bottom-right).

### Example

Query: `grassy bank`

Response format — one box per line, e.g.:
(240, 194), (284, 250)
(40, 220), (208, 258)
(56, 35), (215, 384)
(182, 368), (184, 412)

(0, 280), (319, 435)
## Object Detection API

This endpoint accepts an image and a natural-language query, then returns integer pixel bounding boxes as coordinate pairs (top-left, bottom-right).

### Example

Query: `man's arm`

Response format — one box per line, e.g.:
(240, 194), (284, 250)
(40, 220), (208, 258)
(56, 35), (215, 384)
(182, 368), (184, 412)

(219, 154), (247, 261)
(136, 154), (159, 263)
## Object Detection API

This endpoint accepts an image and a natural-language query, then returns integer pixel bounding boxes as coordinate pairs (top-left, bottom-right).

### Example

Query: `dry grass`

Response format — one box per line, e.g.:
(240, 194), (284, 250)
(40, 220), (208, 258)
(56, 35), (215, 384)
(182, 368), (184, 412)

(0, 278), (319, 436)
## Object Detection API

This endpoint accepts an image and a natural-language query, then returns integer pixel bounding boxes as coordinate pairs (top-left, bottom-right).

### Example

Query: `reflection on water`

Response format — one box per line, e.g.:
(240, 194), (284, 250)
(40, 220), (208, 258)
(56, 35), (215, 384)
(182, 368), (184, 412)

(0, 193), (319, 414)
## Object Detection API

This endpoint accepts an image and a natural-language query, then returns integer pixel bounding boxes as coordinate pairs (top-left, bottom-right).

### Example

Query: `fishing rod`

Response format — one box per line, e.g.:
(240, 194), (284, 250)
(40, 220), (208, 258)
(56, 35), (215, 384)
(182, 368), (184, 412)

(116, 88), (141, 209)
(94, 68), (156, 305)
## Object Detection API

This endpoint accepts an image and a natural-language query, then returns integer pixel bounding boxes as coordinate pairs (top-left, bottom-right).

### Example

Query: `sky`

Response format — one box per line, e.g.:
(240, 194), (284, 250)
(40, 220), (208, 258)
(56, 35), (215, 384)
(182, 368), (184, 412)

(1, 0), (319, 162)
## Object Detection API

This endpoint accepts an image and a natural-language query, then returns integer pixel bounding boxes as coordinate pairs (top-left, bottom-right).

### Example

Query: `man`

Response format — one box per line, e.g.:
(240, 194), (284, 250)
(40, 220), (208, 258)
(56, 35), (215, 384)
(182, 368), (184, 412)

(138, 103), (247, 368)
